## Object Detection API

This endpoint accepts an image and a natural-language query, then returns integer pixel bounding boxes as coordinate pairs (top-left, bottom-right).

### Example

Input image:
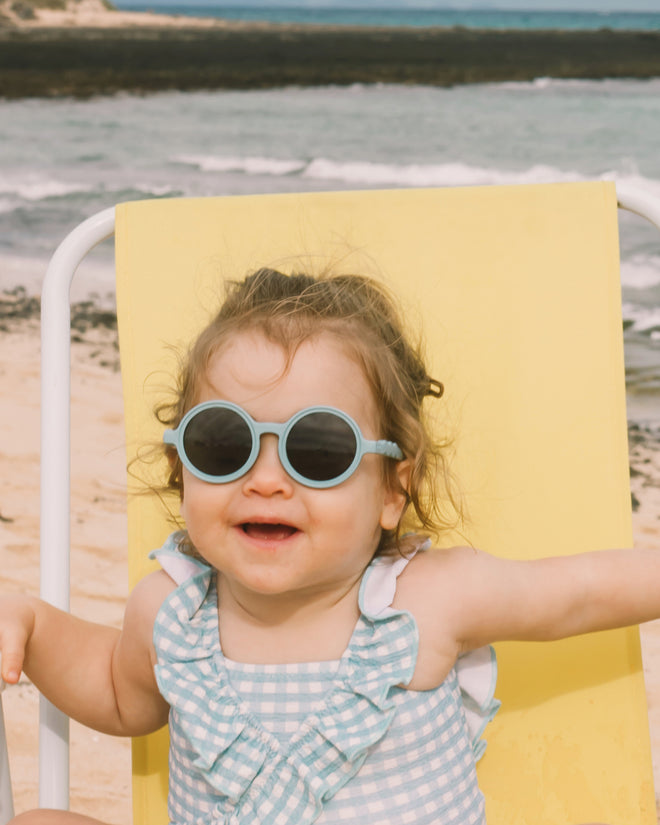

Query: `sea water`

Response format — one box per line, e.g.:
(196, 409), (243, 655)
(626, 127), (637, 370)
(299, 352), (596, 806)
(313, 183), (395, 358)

(1, 79), (659, 420)
(112, 3), (660, 32)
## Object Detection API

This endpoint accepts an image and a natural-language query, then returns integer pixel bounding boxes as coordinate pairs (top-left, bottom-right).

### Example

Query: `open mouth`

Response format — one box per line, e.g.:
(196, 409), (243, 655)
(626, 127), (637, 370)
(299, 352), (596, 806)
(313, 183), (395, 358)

(241, 523), (299, 542)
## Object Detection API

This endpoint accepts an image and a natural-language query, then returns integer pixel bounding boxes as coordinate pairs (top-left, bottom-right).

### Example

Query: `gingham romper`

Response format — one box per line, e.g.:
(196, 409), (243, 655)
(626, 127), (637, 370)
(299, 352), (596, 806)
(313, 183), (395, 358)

(152, 533), (500, 825)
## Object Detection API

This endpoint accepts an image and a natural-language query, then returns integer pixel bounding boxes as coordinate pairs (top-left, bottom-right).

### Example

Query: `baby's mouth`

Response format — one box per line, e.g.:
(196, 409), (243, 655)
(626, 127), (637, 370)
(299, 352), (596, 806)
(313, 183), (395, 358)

(241, 523), (299, 541)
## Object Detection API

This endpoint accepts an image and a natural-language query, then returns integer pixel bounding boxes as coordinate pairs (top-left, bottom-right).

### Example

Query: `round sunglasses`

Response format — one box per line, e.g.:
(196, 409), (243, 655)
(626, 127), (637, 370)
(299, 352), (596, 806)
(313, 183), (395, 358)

(163, 401), (404, 489)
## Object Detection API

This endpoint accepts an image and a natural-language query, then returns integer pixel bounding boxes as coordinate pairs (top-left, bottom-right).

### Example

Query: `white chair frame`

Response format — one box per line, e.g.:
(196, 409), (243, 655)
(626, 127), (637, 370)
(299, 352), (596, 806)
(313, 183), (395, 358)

(0, 183), (659, 822)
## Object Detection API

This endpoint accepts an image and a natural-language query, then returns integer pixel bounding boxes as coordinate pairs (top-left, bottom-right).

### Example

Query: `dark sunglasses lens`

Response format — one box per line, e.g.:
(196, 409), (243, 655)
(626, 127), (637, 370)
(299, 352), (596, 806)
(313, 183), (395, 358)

(287, 412), (357, 482)
(183, 408), (252, 478)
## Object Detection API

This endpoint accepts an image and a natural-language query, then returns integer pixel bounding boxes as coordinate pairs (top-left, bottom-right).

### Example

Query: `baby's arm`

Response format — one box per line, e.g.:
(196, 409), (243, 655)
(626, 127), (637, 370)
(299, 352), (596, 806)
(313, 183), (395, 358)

(399, 545), (660, 682)
(0, 570), (173, 736)
(451, 546), (660, 649)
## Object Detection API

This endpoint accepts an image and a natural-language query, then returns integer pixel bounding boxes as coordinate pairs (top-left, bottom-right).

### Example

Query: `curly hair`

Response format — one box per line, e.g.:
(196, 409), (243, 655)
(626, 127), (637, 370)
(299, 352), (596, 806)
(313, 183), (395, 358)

(156, 267), (460, 555)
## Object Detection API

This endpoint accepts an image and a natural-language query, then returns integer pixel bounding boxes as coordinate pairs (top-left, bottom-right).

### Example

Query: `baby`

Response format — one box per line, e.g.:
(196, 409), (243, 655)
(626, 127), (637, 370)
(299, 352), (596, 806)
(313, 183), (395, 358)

(2, 268), (657, 825)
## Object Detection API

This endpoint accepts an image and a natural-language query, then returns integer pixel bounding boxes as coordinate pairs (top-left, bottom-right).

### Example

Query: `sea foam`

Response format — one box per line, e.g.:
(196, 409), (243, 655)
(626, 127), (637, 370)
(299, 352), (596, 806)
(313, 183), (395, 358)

(170, 153), (660, 202)
(0, 173), (92, 202)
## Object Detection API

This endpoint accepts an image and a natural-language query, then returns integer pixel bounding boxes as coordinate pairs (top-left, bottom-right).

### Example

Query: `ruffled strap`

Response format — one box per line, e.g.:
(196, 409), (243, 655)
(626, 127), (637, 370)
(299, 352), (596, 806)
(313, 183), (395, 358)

(269, 549), (419, 802)
(149, 531), (208, 585)
(151, 539), (254, 796)
(359, 538), (499, 762)
(153, 566), (276, 812)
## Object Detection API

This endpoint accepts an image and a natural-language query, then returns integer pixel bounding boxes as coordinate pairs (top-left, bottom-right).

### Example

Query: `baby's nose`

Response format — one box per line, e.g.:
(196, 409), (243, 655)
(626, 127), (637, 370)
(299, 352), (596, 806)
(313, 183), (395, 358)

(242, 434), (292, 496)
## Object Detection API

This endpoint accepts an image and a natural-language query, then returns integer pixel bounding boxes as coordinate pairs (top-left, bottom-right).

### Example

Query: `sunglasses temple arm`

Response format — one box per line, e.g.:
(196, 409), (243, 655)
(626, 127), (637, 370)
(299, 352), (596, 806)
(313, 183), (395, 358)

(370, 439), (404, 460)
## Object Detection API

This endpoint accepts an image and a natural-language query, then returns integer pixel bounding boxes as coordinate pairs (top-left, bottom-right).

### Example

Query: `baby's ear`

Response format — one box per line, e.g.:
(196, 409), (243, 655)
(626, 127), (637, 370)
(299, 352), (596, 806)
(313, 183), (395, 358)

(393, 458), (412, 495)
(379, 459), (412, 531)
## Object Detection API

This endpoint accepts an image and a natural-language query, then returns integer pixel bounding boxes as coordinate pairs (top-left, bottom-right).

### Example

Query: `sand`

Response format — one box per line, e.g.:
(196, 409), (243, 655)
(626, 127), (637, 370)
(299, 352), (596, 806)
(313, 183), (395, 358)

(0, 312), (659, 821)
(0, 0), (234, 29)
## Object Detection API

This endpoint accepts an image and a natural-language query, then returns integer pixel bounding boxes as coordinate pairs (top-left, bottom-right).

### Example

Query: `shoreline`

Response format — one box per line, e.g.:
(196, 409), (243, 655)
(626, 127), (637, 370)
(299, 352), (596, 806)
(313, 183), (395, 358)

(2, 25), (660, 98)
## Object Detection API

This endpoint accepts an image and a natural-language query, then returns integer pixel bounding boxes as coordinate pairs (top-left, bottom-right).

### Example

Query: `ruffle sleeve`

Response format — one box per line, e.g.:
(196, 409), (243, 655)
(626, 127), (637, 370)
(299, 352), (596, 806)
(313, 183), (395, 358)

(149, 531), (208, 585)
(455, 645), (501, 760)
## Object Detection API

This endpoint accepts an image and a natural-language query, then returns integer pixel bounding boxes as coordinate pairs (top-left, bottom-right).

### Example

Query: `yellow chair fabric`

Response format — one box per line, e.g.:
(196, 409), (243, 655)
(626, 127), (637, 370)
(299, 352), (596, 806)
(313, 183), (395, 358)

(115, 182), (654, 825)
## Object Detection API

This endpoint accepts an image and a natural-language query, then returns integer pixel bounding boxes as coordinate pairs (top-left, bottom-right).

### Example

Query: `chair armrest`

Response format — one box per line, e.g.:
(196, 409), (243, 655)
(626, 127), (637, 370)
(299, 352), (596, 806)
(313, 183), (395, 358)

(0, 657), (15, 825)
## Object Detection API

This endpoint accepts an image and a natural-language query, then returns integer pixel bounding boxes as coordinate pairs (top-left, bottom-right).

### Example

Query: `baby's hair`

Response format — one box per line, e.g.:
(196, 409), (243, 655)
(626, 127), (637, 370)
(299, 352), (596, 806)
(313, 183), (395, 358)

(157, 267), (460, 555)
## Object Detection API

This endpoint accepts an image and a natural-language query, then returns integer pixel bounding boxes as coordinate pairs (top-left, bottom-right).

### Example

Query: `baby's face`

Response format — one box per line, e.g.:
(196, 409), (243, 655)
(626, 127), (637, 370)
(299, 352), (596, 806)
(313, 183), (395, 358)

(179, 329), (407, 606)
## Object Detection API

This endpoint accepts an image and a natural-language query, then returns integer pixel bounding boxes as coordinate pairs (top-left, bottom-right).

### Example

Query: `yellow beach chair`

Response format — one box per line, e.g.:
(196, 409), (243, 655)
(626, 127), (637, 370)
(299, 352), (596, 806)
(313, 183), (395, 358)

(1, 181), (659, 825)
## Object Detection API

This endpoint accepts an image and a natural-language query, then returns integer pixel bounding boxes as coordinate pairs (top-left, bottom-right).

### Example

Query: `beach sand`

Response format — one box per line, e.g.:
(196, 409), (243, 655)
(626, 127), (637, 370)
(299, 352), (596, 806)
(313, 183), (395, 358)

(1, 310), (659, 821)
(0, 0), (238, 29)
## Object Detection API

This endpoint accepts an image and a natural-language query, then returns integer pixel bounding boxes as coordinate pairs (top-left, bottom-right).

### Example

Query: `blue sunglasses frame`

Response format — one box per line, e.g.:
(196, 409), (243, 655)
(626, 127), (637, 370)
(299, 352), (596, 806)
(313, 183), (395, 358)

(163, 400), (404, 489)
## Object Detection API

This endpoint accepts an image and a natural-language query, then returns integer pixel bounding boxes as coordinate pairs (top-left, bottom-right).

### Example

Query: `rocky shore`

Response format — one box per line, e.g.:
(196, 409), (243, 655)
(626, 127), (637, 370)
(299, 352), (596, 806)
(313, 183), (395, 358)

(1, 19), (660, 98)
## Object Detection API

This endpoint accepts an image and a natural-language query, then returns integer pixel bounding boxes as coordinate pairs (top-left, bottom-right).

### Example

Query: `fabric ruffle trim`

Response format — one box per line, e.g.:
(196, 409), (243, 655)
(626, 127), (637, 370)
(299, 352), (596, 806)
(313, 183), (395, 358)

(359, 539), (499, 762)
(456, 645), (500, 761)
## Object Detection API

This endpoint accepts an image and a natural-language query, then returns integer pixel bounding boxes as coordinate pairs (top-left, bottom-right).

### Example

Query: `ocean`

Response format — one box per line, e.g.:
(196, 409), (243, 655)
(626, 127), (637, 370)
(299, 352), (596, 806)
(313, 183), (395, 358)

(112, 3), (660, 32)
(1, 24), (659, 422)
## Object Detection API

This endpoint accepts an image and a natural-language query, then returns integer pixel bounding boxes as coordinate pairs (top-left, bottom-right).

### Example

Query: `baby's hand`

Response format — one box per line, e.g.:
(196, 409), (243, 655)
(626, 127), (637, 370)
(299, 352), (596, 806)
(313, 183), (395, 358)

(0, 595), (35, 686)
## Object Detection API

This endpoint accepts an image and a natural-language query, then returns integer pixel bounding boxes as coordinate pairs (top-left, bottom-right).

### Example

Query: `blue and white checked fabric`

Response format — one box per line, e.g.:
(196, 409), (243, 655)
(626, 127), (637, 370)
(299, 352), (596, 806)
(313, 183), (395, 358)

(151, 533), (499, 825)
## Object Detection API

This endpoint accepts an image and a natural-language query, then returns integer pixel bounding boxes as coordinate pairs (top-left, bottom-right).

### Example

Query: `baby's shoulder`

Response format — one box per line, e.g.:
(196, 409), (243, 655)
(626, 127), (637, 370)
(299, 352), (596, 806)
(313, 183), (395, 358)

(126, 569), (178, 627)
(394, 544), (479, 600)
(392, 546), (480, 690)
